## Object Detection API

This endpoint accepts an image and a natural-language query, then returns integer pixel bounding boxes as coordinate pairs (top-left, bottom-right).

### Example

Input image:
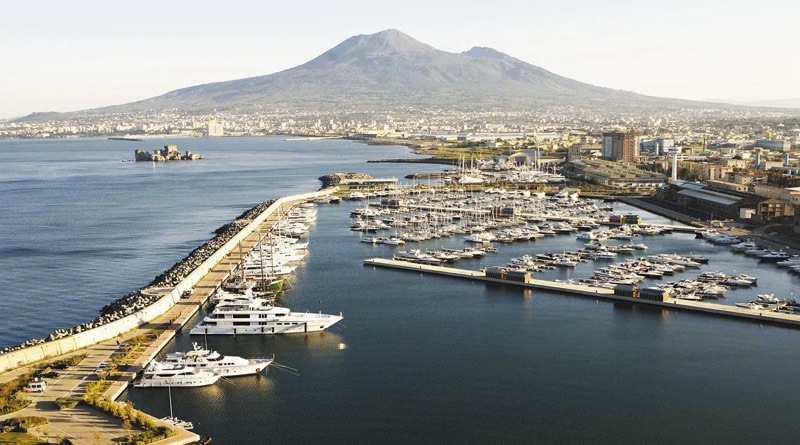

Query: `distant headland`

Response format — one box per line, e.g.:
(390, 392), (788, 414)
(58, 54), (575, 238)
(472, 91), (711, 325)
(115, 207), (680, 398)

(134, 144), (204, 162)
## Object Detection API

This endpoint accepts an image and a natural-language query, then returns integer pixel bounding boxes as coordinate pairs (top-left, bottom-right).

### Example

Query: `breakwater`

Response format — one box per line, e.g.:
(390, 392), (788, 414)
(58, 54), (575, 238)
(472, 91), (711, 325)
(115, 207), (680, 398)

(0, 190), (335, 373)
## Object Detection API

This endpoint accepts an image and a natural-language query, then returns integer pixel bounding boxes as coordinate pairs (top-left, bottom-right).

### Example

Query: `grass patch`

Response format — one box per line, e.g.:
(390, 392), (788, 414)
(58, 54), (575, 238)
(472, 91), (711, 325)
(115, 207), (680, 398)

(0, 432), (42, 445)
(122, 426), (175, 445)
(1, 416), (48, 433)
(55, 397), (80, 410)
(0, 375), (32, 416)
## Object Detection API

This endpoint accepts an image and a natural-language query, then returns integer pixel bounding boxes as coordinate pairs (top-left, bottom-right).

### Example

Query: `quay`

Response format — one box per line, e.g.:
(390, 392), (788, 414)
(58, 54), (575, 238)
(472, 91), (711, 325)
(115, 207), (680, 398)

(0, 188), (336, 444)
(363, 258), (800, 329)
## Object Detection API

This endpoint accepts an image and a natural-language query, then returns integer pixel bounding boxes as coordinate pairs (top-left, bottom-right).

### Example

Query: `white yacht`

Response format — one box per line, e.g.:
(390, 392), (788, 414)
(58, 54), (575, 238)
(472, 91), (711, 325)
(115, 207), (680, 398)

(189, 297), (343, 336)
(707, 234), (741, 245)
(731, 241), (758, 252)
(135, 363), (220, 388)
(464, 232), (496, 243)
(161, 343), (273, 377)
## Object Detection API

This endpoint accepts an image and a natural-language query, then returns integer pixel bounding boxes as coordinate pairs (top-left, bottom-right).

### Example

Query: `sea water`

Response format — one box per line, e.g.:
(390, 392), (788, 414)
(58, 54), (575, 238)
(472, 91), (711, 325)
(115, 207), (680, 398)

(2, 137), (799, 443)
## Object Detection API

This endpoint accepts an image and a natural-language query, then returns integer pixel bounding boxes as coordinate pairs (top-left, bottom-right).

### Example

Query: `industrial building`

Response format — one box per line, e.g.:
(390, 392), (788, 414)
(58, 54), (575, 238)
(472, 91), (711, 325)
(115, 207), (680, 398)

(568, 158), (666, 187)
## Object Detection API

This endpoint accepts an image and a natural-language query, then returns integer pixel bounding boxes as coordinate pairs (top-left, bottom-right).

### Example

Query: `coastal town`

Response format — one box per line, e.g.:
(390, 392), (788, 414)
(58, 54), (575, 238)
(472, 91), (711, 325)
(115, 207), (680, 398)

(4, 107), (799, 243)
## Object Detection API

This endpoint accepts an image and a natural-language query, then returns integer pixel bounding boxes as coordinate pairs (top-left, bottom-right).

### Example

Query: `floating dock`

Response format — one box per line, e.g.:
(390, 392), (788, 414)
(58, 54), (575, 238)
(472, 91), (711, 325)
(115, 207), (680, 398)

(363, 258), (800, 329)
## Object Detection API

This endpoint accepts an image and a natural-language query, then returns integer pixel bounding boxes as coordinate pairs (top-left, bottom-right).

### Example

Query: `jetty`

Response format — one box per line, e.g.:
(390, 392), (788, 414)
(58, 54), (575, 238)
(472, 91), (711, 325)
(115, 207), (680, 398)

(0, 188), (337, 444)
(363, 258), (800, 329)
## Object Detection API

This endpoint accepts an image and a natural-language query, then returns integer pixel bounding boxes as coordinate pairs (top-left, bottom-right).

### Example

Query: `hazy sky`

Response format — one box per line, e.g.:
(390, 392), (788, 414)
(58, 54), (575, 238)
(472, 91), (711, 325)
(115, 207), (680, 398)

(2, 0), (798, 118)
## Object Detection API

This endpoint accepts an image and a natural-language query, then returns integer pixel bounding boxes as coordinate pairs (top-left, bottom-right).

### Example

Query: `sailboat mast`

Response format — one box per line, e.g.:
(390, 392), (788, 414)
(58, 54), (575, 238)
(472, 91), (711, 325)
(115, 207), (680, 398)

(168, 385), (173, 419)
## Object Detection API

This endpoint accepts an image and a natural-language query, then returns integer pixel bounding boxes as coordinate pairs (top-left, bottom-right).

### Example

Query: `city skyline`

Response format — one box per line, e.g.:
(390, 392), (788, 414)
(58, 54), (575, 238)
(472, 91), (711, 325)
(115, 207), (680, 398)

(2, 0), (799, 119)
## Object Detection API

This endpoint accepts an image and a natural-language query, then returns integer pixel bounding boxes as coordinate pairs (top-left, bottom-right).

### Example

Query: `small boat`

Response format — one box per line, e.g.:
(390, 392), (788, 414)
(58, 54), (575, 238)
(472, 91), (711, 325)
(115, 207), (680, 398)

(162, 416), (194, 430)
(759, 251), (790, 262)
(161, 385), (194, 430)
(553, 257), (578, 267)
(757, 293), (779, 303)
(721, 278), (755, 287)
(731, 241), (758, 252)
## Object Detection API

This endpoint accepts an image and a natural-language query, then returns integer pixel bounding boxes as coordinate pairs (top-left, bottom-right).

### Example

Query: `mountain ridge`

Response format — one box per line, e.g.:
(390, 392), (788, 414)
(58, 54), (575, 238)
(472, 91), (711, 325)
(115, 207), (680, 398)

(19, 29), (754, 119)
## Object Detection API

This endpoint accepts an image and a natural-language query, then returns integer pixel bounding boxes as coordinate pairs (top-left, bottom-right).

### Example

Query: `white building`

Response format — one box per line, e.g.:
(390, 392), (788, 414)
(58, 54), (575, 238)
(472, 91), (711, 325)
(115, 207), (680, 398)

(207, 120), (224, 137)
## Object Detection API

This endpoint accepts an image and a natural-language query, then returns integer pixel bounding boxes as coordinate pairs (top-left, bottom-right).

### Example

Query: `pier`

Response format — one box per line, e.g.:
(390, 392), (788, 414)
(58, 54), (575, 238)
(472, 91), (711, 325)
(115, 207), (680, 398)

(0, 188), (336, 444)
(363, 258), (800, 329)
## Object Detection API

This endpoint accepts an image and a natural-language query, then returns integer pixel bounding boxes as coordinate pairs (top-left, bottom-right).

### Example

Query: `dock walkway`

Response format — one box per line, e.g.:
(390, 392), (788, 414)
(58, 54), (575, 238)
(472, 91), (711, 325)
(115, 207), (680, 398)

(364, 258), (800, 329)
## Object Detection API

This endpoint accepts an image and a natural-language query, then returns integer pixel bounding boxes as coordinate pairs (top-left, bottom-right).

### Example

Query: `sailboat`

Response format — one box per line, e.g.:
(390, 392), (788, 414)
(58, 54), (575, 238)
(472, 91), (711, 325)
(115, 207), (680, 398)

(161, 385), (194, 430)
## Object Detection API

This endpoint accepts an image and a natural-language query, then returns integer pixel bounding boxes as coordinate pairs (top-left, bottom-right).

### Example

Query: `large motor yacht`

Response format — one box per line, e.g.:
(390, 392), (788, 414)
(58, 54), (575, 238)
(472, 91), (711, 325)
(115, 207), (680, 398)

(161, 343), (273, 377)
(135, 362), (220, 387)
(189, 297), (343, 336)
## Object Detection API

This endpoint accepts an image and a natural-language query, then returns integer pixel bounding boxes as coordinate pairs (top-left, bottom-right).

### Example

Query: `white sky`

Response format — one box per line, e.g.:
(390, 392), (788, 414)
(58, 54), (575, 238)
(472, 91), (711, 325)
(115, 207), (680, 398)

(1, 0), (798, 118)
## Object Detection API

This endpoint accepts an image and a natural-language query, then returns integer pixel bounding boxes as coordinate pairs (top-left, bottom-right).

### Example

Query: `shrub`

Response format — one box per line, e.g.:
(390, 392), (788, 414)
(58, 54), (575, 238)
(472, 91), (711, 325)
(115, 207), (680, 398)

(4, 416), (48, 432)
(122, 426), (177, 445)
(55, 397), (80, 410)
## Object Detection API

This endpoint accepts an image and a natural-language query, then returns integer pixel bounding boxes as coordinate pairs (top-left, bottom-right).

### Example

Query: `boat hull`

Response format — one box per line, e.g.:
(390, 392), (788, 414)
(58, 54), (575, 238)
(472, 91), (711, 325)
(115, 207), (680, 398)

(189, 316), (343, 336)
(134, 375), (219, 388)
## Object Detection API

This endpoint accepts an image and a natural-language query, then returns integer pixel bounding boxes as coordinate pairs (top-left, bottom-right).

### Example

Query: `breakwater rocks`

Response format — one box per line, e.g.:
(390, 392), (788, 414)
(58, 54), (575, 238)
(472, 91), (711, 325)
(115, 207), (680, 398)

(135, 144), (203, 162)
(367, 158), (457, 165)
(318, 172), (372, 188)
(404, 172), (455, 179)
(0, 199), (276, 356)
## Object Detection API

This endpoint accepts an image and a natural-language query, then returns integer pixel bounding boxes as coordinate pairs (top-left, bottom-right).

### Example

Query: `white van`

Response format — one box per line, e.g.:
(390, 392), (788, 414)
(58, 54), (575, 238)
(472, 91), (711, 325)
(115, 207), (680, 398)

(26, 378), (47, 392)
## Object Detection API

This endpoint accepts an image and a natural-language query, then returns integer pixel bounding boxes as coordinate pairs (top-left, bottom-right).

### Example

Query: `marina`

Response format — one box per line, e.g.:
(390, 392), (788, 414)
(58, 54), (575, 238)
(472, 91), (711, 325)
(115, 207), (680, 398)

(4, 138), (800, 444)
(363, 258), (800, 328)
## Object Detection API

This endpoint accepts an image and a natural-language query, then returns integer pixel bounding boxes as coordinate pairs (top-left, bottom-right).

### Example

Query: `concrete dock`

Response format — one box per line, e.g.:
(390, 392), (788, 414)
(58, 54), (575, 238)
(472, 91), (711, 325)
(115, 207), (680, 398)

(364, 258), (800, 329)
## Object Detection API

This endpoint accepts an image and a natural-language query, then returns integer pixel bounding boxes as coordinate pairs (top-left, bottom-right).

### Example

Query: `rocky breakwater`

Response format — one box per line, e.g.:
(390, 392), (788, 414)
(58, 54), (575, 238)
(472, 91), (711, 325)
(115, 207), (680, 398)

(134, 144), (204, 162)
(318, 172), (372, 188)
(0, 199), (276, 356)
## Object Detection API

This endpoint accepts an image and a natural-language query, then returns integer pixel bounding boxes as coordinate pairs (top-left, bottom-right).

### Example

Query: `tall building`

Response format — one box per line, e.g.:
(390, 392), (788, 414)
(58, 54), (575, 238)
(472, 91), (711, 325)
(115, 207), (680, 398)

(207, 119), (224, 137)
(602, 130), (639, 162)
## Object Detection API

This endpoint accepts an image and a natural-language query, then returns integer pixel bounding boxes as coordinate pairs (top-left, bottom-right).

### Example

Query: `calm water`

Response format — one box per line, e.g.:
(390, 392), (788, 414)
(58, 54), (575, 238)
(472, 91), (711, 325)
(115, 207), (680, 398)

(0, 137), (440, 347)
(3, 138), (800, 444)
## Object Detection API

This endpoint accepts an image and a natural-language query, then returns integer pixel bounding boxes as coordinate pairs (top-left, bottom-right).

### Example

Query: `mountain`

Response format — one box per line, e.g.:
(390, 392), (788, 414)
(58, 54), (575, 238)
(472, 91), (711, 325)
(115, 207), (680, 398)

(89, 29), (716, 114)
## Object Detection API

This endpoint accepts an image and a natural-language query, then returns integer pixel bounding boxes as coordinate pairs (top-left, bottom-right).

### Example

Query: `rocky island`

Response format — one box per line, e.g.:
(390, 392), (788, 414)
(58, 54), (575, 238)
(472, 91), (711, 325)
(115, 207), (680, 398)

(134, 144), (204, 162)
